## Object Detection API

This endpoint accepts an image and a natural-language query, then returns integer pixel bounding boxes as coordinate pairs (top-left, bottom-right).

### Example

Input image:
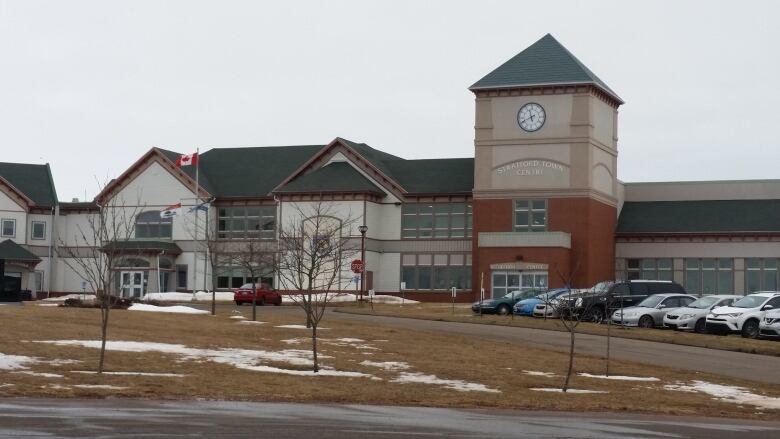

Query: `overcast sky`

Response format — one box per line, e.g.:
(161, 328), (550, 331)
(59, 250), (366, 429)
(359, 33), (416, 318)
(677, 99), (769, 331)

(1, 0), (778, 201)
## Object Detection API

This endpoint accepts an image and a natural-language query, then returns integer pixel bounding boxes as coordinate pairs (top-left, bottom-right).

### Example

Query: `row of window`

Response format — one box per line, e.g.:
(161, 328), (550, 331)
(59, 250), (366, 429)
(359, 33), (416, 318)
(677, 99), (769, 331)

(401, 253), (472, 290)
(217, 207), (276, 240)
(401, 203), (472, 239)
(625, 258), (780, 294)
(0, 219), (46, 240)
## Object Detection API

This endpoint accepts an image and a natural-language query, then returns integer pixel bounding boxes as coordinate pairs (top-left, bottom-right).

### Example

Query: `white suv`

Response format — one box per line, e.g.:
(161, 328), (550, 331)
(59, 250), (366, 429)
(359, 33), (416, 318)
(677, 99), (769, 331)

(759, 309), (780, 339)
(705, 292), (780, 338)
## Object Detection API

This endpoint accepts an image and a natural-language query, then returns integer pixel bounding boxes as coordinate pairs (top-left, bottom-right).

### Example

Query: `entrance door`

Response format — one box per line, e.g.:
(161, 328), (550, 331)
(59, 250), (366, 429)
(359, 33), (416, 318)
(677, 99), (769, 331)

(492, 271), (548, 298)
(121, 271), (145, 298)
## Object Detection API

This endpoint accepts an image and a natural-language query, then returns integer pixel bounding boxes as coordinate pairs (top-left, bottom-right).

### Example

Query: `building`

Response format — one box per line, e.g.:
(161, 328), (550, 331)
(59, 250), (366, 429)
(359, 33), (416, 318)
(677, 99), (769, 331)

(2, 34), (779, 301)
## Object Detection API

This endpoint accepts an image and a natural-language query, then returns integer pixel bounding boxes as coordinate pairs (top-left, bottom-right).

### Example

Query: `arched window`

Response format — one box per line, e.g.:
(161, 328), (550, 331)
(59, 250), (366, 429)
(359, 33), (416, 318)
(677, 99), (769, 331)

(135, 211), (172, 239)
(158, 256), (174, 270)
(115, 257), (151, 268)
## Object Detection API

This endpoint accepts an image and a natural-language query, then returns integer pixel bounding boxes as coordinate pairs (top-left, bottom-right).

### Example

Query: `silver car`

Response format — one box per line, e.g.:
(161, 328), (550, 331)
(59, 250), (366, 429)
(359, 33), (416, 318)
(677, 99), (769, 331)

(663, 294), (741, 333)
(759, 309), (780, 339)
(611, 294), (697, 328)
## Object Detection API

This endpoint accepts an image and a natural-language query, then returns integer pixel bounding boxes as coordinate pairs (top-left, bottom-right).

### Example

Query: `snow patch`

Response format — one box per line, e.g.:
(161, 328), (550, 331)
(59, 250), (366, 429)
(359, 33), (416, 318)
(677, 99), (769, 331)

(71, 371), (185, 377)
(74, 384), (128, 390)
(0, 353), (39, 370)
(238, 321), (266, 325)
(281, 338), (306, 345)
(523, 370), (556, 377)
(360, 361), (410, 371)
(37, 303), (60, 307)
(531, 388), (609, 394)
(664, 380), (780, 410)
(128, 304), (208, 315)
(274, 324), (329, 330)
(34, 340), (370, 378)
(230, 315), (246, 320)
(392, 372), (500, 393)
(41, 294), (95, 303)
(578, 373), (659, 382)
(142, 291), (235, 302)
(12, 371), (64, 378)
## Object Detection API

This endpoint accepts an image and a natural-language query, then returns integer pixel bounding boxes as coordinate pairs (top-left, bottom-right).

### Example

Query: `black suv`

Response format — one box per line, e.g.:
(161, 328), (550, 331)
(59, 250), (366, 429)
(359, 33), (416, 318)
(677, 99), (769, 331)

(572, 280), (688, 323)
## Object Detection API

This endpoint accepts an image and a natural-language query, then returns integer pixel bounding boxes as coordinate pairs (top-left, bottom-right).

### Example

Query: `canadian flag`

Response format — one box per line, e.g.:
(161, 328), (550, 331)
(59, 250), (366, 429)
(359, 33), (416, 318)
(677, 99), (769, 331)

(176, 152), (198, 167)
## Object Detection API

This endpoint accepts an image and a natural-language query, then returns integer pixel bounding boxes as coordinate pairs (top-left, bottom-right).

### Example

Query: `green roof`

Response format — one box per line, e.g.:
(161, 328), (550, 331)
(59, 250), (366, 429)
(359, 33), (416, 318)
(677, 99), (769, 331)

(617, 200), (780, 234)
(470, 34), (622, 103)
(0, 239), (41, 262)
(276, 162), (385, 195)
(0, 162), (58, 207)
(383, 158), (474, 194)
(197, 145), (324, 198)
(103, 240), (182, 254)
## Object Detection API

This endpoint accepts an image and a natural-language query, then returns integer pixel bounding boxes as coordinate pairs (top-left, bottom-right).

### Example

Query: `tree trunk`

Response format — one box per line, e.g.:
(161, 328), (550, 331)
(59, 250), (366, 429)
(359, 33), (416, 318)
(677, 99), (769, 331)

(211, 289), (216, 316)
(606, 317), (612, 377)
(252, 284), (257, 321)
(98, 299), (110, 374)
(562, 329), (575, 392)
(312, 324), (319, 373)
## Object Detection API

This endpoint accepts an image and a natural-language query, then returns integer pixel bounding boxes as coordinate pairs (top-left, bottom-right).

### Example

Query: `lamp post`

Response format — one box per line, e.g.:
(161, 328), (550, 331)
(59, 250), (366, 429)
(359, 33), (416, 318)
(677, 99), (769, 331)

(358, 225), (368, 301)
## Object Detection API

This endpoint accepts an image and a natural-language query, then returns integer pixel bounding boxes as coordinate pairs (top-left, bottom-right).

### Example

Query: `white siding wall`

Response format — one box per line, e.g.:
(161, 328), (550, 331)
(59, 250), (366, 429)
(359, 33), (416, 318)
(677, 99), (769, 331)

(0, 190), (27, 244)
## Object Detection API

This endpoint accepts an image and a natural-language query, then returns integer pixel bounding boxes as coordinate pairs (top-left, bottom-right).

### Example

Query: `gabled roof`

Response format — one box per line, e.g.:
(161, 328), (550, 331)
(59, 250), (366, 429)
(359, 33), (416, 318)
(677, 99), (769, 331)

(383, 158), (474, 194)
(617, 200), (780, 234)
(0, 239), (41, 262)
(0, 162), (58, 207)
(275, 162), (385, 195)
(198, 145), (324, 198)
(470, 34), (623, 104)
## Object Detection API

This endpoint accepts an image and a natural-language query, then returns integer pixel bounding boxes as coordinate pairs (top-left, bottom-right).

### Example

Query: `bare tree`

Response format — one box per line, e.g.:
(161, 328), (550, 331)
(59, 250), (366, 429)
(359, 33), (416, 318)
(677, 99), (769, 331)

(550, 253), (596, 392)
(181, 200), (228, 316)
(274, 201), (358, 373)
(227, 235), (275, 322)
(58, 182), (141, 374)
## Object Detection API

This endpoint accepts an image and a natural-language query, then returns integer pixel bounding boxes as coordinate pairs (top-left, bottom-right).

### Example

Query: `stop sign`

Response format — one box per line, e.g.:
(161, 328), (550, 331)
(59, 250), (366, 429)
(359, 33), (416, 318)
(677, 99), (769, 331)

(351, 259), (364, 273)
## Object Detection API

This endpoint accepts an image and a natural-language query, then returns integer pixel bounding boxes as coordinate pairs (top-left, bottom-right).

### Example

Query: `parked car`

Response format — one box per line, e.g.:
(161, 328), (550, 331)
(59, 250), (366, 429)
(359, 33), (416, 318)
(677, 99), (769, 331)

(233, 283), (282, 306)
(759, 309), (780, 339)
(611, 293), (697, 328)
(567, 280), (687, 323)
(513, 288), (571, 316)
(472, 289), (542, 315)
(663, 295), (741, 333)
(533, 289), (586, 319)
(706, 292), (780, 338)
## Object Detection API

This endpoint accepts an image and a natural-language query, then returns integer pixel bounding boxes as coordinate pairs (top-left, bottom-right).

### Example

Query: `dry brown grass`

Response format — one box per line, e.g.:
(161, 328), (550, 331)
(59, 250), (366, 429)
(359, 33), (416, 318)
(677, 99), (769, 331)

(0, 304), (779, 420)
(336, 303), (780, 357)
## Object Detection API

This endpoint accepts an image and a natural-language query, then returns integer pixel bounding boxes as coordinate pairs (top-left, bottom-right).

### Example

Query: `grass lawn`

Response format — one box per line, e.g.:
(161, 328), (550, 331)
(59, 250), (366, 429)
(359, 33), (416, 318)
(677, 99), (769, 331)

(335, 303), (780, 357)
(1, 303), (779, 419)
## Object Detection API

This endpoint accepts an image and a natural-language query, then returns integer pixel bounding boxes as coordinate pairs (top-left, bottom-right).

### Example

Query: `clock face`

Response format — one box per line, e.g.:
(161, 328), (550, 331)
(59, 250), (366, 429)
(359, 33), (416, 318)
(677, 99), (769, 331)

(517, 103), (546, 132)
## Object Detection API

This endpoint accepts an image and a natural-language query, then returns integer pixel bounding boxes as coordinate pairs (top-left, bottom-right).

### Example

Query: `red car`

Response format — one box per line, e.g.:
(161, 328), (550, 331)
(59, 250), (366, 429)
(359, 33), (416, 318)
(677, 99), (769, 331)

(233, 283), (282, 306)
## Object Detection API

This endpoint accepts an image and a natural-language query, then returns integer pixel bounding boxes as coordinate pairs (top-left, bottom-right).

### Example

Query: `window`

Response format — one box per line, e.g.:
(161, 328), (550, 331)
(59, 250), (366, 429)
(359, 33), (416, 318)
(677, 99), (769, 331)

(216, 257), (274, 289)
(218, 206), (276, 240)
(745, 258), (777, 293)
(491, 271), (547, 298)
(135, 211), (172, 239)
(1, 219), (15, 237)
(401, 203), (472, 239)
(31, 221), (46, 240)
(34, 271), (44, 292)
(176, 265), (188, 289)
(514, 200), (546, 232)
(684, 258), (733, 295)
(401, 253), (471, 290)
(626, 258), (672, 281)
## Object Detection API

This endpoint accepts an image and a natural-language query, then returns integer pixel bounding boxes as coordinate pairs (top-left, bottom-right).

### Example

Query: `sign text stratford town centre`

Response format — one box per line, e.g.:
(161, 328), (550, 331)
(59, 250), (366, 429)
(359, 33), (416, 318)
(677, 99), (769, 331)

(495, 160), (566, 176)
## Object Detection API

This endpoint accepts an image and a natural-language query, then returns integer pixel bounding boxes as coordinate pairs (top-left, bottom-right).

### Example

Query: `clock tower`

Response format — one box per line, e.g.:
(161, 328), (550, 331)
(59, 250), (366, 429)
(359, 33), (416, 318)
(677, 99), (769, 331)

(470, 34), (623, 296)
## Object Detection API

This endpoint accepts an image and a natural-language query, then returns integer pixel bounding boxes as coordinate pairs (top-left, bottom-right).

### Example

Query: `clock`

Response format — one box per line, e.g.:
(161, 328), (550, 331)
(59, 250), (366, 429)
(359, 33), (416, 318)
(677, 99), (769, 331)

(517, 103), (546, 132)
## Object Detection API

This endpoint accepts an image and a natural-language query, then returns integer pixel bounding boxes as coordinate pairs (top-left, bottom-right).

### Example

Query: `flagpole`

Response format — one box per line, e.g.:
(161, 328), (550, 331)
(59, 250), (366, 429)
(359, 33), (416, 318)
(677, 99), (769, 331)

(193, 148), (199, 299)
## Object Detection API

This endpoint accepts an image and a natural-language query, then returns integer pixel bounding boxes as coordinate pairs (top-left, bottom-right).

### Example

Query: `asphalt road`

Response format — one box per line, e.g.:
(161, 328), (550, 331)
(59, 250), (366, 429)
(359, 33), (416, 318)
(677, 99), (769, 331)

(328, 309), (780, 384)
(1, 398), (778, 439)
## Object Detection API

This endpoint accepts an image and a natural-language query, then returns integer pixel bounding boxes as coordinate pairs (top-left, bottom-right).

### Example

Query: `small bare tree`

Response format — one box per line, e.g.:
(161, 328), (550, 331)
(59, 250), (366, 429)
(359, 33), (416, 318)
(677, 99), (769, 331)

(182, 200), (229, 316)
(227, 235), (275, 322)
(274, 201), (358, 373)
(550, 253), (596, 392)
(58, 182), (141, 374)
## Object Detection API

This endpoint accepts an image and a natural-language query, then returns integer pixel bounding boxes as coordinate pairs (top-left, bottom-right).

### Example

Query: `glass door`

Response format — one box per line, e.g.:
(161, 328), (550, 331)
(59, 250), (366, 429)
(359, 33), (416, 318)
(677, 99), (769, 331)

(121, 271), (145, 298)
